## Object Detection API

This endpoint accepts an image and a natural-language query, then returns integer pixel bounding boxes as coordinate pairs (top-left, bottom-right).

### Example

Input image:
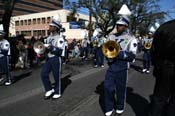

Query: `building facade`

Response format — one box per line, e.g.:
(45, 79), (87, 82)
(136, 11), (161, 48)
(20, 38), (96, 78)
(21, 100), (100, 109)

(0, 0), (63, 23)
(10, 9), (93, 41)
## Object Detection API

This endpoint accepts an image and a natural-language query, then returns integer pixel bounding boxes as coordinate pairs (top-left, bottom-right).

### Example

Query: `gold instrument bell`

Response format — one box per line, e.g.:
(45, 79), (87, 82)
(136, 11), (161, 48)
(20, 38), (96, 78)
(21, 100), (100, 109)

(93, 41), (98, 47)
(144, 42), (152, 49)
(102, 40), (120, 58)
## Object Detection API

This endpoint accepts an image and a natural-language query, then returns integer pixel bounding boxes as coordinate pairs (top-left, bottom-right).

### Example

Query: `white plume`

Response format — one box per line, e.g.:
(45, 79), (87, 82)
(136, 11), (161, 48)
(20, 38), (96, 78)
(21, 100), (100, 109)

(118, 4), (131, 16)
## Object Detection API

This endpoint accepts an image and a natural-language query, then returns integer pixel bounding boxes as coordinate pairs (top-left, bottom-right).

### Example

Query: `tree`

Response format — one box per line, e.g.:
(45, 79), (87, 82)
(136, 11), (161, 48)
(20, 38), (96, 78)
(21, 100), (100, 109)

(1, 0), (16, 39)
(65, 0), (122, 38)
(65, 0), (167, 36)
(127, 0), (166, 34)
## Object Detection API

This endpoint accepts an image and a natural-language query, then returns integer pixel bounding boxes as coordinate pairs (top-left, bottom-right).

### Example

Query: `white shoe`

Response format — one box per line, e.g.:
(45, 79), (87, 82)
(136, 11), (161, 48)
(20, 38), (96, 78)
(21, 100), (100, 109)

(105, 110), (113, 116)
(52, 94), (61, 99)
(94, 65), (98, 68)
(116, 109), (124, 114)
(44, 89), (54, 99)
(146, 70), (150, 73)
(5, 81), (12, 86)
(101, 65), (104, 68)
(142, 69), (147, 73)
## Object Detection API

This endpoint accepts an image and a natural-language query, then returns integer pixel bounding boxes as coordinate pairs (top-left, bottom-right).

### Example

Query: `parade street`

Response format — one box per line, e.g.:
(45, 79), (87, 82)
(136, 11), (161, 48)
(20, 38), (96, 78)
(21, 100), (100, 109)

(0, 53), (155, 116)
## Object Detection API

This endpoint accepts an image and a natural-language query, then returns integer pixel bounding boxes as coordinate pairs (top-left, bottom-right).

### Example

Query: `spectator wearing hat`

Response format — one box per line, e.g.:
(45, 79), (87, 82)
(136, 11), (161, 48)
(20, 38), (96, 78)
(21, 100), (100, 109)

(41, 15), (65, 99)
(103, 15), (137, 116)
(0, 24), (13, 85)
(142, 31), (153, 73)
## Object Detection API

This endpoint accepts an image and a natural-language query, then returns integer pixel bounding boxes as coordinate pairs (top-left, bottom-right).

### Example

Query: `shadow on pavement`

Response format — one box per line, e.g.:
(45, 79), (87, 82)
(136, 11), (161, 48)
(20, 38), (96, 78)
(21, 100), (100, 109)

(130, 64), (143, 73)
(126, 87), (149, 116)
(52, 74), (72, 95)
(135, 57), (144, 62)
(13, 70), (32, 83)
(95, 81), (105, 114)
(61, 74), (72, 94)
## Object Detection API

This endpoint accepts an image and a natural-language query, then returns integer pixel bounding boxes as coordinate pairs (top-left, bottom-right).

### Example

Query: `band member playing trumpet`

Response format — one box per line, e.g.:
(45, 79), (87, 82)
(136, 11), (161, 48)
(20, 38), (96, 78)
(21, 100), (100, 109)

(40, 15), (65, 99)
(103, 16), (137, 116)
(93, 28), (105, 68)
(142, 31), (153, 73)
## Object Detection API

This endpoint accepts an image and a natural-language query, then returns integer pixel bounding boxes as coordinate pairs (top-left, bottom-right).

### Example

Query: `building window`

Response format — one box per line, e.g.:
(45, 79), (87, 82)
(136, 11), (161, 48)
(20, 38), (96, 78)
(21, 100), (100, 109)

(33, 30), (38, 36)
(33, 30), (46, 36)
(24, 20), (27, 25)
(21, 31), (31, 36)
(33, 19), (36, 25)
(47, 17), (51, 24)
(28, 19), (31, 25)
(26, 31), (31, 36)
(42, 18), (46, 24)
(20, 20), (23, 26)
(15, 21), (19, 26)
(16, 31), (20, 35)
(37, 18), (40, 24)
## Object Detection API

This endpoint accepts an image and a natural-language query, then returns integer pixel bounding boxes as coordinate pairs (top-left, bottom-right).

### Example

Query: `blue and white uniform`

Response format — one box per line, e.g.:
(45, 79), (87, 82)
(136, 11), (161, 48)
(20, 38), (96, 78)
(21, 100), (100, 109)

(142, 37), (153, 71)
(93, 35), (105, 67)
(0, 39), (12, 81)
(104, 31), (137, 112)
(41, 33), (65, 95)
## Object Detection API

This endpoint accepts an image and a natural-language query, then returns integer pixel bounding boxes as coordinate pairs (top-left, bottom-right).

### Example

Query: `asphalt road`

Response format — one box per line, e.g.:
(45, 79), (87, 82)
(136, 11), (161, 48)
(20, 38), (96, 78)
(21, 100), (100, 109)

(0, 53), (156, 116)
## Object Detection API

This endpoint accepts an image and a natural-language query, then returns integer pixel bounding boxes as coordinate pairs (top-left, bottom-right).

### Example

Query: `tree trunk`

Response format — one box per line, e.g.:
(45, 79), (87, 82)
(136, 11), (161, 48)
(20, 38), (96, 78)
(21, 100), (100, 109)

(2, 0), (15, 40)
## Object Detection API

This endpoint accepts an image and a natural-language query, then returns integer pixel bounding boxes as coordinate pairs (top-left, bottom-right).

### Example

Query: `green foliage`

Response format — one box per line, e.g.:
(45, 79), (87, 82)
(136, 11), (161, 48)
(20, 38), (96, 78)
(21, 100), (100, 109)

(65, 0), (167, 36)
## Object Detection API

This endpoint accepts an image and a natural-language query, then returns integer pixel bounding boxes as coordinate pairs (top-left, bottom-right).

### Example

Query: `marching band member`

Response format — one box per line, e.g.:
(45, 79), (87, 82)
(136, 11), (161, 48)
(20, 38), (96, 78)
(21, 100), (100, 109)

(93, 28), (105, 68)
(0, 24), (13, 86)
(41, 15), (65, 99)
(142, 31), (153, 73)
(103, 15), (137, 116)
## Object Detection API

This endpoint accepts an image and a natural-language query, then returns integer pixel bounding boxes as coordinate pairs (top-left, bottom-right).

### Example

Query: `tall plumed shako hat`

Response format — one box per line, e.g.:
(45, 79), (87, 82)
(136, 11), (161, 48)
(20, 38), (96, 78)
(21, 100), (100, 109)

(116, 16), (130, 26)
(0, 24), (5, 35)
(49, 14), (62, 29)
(116, 4), (131, 26)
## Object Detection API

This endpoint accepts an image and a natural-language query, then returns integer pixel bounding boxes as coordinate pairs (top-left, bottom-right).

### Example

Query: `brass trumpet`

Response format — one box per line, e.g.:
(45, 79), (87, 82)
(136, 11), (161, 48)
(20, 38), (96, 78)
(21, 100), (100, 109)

(102, 40), (120, 58)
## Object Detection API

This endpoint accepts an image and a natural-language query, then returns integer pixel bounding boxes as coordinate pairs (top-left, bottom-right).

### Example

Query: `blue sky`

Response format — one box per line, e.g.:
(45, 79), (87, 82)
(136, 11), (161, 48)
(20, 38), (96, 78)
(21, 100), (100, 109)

(65, 0), (175, 21)
(158, 0), (175, 21)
